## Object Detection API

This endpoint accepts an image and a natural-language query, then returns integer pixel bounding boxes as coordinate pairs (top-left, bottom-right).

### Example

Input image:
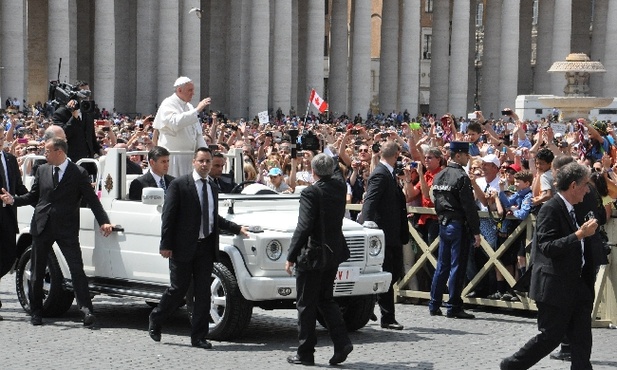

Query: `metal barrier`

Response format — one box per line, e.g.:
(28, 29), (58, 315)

(346, 204), (617, 327)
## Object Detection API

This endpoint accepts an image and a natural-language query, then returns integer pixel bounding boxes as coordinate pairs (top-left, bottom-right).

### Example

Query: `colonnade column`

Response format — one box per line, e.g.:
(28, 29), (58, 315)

(480, 0), (501, 116)
(517, 0), (534, 95)
(590, 0), (608, 97)
(349, 0), (371, 118)
(135, 0), (159, 114)
(46, 0), (76, 85)
(180, 0), (201, 100)
(328, 0), (349, 117)
(602, 0), (617, 98)
(27, 0), (48, 105)
(499, 0), (520, 111)
(551, 0), (572, 95)
(448, 0), (472, 117)
(249, 0), (270, 118)
(93, 0), (117, 112)
(378, 0), (399, 114)
(305, 0), (325, 114)
(271, 0), (293, 116)
(398, 0), (421, 116)
(157, 2), (180, 102)
(570, 0), (592, 56)
(534, 0), (555, 95)
(209, 1), (230, 115)
(428, 0), (449, 115)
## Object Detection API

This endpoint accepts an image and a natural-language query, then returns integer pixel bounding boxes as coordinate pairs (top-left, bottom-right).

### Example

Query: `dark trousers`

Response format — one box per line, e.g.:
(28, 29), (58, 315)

(295, 266), (351, 358)
(378, 243), (403, 324)
(30, 229), (92, 316)
(0, 208), (17, 278)
(502, 281), (593, 370)
(429, 220), (470, 314)
(150, 238), (214, 342)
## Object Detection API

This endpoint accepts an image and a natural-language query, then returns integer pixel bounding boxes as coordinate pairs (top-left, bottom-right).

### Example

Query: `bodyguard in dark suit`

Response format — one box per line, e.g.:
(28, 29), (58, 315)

(285, 154), (353, 366)
(0, 130), (29, 319)
(148, 147), (248, 349)
(361, 141), (409, 330)
(501, 162), (598, 370)
(52, 81), (101, 162)
(210, 152), (236, 193)
(1, 138), (113, 326)
(128, 146), (175, 200)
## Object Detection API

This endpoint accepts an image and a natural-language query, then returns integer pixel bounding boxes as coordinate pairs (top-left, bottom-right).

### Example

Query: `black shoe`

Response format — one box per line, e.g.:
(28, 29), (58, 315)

(429, 309), (443, 316)
(549, 350), (571, 361)
(329, 344), (353, 365)
(191, 339), (213, 349)
(446, 310), (475, 319)
(369, 313), (377, 322)
(148, 317), (161, 342)
(287, 355), (314, 366)
(83, 312), (96, 327)
(31, 315), (43, 326)
(380, 321), (404, 330)
(0, 314), (4, 321)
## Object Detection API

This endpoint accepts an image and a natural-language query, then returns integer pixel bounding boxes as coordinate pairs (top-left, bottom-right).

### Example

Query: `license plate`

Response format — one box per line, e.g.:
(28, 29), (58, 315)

(335, 267), (359, 282)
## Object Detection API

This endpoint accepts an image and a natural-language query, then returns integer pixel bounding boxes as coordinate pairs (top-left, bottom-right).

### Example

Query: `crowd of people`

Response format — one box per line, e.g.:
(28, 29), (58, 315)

(2, 78), (615, 367)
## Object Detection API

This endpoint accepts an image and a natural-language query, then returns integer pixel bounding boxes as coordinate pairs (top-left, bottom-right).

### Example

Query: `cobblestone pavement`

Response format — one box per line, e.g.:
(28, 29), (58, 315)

(1, 277), (616, 370)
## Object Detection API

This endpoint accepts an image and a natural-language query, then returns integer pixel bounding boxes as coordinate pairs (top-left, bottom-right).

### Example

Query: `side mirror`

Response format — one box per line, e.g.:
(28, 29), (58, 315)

(142, 187), (165, 206)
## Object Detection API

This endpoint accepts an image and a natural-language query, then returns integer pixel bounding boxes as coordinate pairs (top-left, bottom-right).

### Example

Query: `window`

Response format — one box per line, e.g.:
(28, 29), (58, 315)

(425, 0), (433, 13)
(423, 34), (432, 59)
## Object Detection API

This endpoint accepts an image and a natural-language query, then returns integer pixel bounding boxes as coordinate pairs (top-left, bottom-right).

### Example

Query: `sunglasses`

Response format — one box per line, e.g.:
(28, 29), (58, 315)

(358, 148), (369, 153)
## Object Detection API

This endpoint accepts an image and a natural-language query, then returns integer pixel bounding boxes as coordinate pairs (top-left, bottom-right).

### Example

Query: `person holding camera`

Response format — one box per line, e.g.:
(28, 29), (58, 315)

(153, 76), (210, 177)
(52, 81), (100, 162)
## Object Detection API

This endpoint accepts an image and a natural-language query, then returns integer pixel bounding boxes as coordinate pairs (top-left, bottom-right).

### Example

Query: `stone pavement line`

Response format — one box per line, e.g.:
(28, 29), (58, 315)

(1, 278), (616, 369)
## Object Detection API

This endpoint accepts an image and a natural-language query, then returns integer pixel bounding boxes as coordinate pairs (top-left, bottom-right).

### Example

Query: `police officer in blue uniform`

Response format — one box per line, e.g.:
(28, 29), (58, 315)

(428, 141), (481, 319)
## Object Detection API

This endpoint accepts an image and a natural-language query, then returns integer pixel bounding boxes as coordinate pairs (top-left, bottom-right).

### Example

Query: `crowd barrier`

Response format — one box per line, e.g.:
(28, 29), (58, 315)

(346, 204), (617, 328)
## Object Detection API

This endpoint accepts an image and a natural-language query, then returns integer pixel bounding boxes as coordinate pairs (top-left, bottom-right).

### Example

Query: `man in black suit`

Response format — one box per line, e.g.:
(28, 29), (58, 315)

(0, 128), (29, 319)
(53, 81), (101, 162)
(148, 147), (248, 349)
(285, 153), (353, 366)
(128, 146), (175, 200)
(501, 162), (598, 370)
(209, 152), (236, 193)
(0, 137), (113, 326)
(361, 140), (409, 330)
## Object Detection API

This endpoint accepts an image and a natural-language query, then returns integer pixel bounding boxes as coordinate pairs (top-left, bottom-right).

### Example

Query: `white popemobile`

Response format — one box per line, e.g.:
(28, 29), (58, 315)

(12, 148), (391, 340)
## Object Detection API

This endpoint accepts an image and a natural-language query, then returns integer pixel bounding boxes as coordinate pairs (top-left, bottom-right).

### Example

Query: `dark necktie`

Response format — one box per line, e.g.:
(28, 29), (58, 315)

(159, 177), (166, 193)
(53, 166), (60, 188)
(201, 179), (210, 238)
(570, 208), (585, 268)
(0, 155), (7, 191)
(569, 209), (578, 229)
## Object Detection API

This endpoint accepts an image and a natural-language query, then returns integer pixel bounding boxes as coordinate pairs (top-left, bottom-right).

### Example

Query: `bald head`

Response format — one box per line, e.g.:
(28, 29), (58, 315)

(43, 125), (66, 141)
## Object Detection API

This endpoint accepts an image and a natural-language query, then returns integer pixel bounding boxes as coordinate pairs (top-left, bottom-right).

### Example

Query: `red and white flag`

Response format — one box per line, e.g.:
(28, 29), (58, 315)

(309, 89), (328, 113)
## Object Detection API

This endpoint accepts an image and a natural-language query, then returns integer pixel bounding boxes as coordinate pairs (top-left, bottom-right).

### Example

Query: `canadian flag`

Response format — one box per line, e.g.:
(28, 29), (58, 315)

(309, 89), (329, 113)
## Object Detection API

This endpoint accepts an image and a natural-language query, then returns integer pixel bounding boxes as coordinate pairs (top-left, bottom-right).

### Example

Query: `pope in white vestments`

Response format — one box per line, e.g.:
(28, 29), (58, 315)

(153, 76), (210, 177)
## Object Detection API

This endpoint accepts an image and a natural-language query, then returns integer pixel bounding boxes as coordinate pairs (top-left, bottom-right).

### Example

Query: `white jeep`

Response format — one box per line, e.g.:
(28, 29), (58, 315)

(13, 148), (391, 339)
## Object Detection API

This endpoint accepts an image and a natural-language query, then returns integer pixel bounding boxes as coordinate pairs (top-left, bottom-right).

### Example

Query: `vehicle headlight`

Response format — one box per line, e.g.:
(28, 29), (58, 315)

(368, 236), (382, 257)
(265, 240), (283, 261)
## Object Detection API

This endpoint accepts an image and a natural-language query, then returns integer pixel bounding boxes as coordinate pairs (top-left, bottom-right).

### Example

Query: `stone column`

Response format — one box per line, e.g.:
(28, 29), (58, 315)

(200, 0), (212, 99)
(603, 0), (617, 97)
(448, 0), (472, 117)
(296, 0), (308, 115)
(590, 0), (608, 97)
(499, 0), (520, 110)
(271, 0), (293, 116)
(328, 0), (348, 117)
(93, 0), (116, 112)
(210, 0), (230, 114)
(378, 0), (399, 114)
(249, 0), (270, 118)
(570, 0), (592, 56)
(157, 1), (180, 102)
(534, 0), (555, 95)
(551, 0), (572, 95)
(27, 0), (49, 105)
(480, 0), (501, 116)
(135, 0), (159, 114)
(349, 0), (371, 118)
(398, 0), (421, 117)
(290, 0), (299, 115)
(306, 0), (325, 114)
(180, 0), (201, 100)
(47, 0), (77, 84)
(428, 0), (449, 115)
(517, 0), (534, 95)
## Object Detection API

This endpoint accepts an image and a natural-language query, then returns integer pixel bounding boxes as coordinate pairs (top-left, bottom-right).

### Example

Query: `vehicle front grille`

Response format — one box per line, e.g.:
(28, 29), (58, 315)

(334, 282), (355, 295)
(345, 236), (365, 263)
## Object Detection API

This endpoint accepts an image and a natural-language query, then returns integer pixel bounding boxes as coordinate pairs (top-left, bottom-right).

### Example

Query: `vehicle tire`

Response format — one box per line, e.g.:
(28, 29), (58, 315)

(15, 246), (74, 317)
(206, 262), (253, 340)
(341, 295), (376, 332)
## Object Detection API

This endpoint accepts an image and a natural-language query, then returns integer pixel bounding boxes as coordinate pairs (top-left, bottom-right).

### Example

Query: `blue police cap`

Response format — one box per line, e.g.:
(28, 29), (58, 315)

(449, 141), (470, 153)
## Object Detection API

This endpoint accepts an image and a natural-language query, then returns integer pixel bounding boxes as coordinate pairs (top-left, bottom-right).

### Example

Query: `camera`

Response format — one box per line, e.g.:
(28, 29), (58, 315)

(467, 112), (477, 120)
(393, 157), (405, 176)
(350, 129), (359, 135)
(372, 143), (381, 153)
(409, 162), (418, 169)
(48, 80), (95, 113)
(265, 131), (273, 137)
(215, 111), (228, 123)
(300, 131), (320, 151)
(501, 109), (512, 116)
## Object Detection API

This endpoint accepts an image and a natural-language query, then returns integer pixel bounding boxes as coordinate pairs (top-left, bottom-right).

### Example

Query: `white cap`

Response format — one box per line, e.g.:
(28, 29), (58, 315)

(173, 76), (192, 88)
(482, 154), (501, 168)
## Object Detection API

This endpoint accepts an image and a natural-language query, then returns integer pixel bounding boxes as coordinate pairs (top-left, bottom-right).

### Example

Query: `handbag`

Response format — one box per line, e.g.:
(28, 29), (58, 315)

(295, 185), (334, 271)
